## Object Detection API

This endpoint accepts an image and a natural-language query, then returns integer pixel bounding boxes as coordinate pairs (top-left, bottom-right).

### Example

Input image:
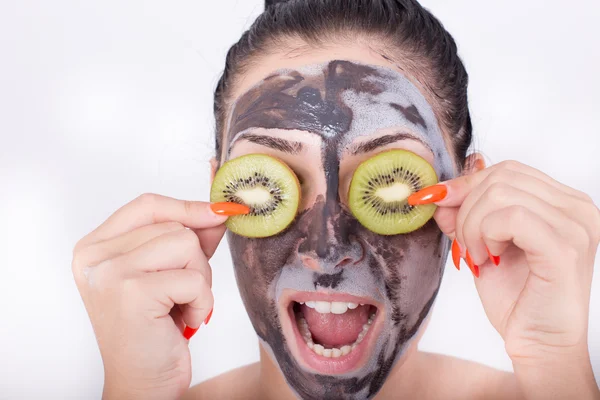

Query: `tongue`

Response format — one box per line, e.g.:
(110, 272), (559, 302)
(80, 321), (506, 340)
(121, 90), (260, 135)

(300, 304), (370, 348)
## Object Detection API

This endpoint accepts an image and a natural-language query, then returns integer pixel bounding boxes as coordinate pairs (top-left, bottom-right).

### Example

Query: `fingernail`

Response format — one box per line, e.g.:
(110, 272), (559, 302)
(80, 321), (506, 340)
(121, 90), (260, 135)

(465, 250), (480, 278)
(183, 325), (199, 340)
(407, 184), (448, 206)
(451, 239), (461, 271)
(486, 246), (500, 266)
(204, 308), (213, 326)
(210, 202), (251, 216)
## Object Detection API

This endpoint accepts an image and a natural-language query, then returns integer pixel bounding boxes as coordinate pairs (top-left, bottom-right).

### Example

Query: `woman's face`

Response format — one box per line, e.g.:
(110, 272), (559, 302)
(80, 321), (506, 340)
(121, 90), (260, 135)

(219, 46), (457, 399)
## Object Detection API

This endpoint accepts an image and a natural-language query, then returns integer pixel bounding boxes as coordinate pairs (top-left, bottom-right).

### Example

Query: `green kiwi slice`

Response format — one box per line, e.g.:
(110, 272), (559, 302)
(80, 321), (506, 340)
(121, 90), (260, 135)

(210, 153), (300, 238)
(348, 149), (438, 235)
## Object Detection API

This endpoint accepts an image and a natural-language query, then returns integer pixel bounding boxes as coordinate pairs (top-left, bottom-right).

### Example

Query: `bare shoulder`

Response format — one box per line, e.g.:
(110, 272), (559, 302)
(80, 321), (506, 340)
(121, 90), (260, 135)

(416, 352), (524, 400)
(182, 362), (262, 400)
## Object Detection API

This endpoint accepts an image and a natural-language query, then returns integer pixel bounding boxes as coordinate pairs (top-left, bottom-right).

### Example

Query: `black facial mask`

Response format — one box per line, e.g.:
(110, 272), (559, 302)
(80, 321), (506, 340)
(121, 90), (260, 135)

(223, 60), (455, 399)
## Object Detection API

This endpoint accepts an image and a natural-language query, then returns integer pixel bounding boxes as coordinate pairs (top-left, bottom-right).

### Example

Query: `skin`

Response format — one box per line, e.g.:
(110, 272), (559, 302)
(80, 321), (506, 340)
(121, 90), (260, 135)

(71, 41), (600, 400)
(222, 59), (455, 399)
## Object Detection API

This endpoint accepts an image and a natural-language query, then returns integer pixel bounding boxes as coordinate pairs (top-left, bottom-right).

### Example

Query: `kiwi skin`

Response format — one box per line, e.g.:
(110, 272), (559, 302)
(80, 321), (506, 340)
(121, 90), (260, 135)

(210, 153), (301, 238)
(347, 149), (438, 236)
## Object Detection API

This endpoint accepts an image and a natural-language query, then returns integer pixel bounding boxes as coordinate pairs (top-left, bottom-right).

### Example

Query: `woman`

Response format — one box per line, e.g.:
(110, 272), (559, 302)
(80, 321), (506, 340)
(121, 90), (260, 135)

(71, 0), (600, 399)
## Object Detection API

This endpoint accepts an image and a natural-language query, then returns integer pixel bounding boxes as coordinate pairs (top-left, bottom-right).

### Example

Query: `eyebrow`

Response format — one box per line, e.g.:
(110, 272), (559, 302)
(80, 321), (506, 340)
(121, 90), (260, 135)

(350, 133), (433, 155)
(228, 133), (304, 156)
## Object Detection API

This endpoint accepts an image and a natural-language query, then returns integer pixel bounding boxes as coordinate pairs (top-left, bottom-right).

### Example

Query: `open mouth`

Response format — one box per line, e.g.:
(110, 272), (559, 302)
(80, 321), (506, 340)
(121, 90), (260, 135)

(280, 291), (383, 375)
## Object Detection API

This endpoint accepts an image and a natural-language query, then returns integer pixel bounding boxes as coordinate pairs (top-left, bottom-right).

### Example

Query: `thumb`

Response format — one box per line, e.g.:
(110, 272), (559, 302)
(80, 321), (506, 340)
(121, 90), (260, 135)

(194, 224), (228, 260)
(432, 206), (459, 238)
(409, 156), (487, 208)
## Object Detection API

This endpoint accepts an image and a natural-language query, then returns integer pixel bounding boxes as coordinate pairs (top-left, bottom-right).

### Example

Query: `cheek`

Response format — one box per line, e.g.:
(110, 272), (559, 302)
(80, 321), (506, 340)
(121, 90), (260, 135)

(362, 219), (445, 292)
(401, 224), (445, 291)
(228, 228), (305, 290)
(228, 233), (300, 336)
(229, 236), (285, 280)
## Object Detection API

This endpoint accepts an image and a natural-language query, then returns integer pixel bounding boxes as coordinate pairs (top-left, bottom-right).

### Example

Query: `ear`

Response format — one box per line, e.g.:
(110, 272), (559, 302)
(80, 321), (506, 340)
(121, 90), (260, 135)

(209, 157), (219, 185)
(462, 152), (486, 175)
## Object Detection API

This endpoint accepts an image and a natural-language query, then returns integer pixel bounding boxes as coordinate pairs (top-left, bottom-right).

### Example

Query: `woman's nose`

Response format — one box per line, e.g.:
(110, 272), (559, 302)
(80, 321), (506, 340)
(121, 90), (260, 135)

(295, 193), (364, 272)
(300, 251), (360, 272)
(297, 227), (364, 273)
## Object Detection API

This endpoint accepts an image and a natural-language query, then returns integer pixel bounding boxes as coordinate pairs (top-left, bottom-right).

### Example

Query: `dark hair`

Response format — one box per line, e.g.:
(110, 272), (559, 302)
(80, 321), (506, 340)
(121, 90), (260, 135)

(214, 0), (472, 170)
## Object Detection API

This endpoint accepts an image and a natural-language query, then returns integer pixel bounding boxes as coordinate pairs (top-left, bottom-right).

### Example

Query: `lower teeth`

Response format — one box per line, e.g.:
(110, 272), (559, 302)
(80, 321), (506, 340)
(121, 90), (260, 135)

(296, 313), (375, 358)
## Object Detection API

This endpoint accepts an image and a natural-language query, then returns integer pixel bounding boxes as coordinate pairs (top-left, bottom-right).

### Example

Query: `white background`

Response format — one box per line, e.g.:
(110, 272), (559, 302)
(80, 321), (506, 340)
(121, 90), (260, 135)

(1, 0), (599, 398)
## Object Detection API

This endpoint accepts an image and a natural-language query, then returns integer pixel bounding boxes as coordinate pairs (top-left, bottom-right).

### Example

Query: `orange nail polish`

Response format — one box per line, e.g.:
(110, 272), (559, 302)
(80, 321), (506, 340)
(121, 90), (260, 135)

(210, 202), (251, 216)
(486, 247), (500, 266)
(407, 185), (448, 206)
(204, 308), (213, 325)
(465, 250), (480, 278)
(451, 239), (460, 271)
(183, 326), (199, 340)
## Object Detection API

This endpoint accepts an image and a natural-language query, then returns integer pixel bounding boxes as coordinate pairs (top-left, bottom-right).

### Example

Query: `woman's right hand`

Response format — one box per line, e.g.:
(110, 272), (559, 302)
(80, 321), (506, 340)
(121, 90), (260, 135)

(71, 194), (236, 400)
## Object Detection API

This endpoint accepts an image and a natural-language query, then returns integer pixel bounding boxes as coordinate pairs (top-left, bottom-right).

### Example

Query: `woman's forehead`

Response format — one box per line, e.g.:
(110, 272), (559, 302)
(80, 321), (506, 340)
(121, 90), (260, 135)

(225, 60), (455, 181)
(228, 60), (429, 137)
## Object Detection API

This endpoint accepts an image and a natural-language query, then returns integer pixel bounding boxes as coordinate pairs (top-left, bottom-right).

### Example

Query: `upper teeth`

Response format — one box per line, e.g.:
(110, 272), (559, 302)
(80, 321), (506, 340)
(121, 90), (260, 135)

(303, 301), (361, 315)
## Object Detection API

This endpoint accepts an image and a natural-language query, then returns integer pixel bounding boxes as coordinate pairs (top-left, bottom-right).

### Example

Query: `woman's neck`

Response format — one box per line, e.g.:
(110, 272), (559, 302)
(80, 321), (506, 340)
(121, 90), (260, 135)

(256, 341), (424, 399)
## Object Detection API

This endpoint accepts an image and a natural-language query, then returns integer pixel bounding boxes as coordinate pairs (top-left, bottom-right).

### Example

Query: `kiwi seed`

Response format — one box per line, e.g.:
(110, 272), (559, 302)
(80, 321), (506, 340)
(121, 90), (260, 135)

(348, 149), (438, 235)
(210, 153), (300, 238)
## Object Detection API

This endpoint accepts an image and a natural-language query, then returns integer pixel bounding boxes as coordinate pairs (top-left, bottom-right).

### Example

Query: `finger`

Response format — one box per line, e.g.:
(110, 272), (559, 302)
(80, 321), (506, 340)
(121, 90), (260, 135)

(170, 303), (186, 334)
(454, 170), (584, 234)
(110, 229), (212, 284)
(80, 194), (231, 246)
(458, 184), (569, 266)
(193, 224), (228, 260)
(436, 169), (596, 266)
(421, 169), (568, 239)
(134, 268), (213, 329)
(432, 206), (459, 238)
(410, 160), (585, 208)
(480, 205), (568, 282)
(73, 222), (185, 273)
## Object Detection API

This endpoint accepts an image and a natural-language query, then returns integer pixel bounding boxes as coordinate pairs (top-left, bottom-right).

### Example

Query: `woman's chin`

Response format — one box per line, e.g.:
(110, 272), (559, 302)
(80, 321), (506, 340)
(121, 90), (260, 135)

(278, 290), (385, 375)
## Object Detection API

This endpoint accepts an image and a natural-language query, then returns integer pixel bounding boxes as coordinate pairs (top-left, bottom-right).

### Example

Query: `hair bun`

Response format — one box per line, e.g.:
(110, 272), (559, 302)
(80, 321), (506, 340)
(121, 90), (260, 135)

(265, 0), (289, 8)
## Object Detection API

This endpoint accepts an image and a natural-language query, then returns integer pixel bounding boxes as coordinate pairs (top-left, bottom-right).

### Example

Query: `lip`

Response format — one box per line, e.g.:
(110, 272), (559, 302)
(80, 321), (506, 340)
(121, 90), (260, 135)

(278, 289), (385, 375)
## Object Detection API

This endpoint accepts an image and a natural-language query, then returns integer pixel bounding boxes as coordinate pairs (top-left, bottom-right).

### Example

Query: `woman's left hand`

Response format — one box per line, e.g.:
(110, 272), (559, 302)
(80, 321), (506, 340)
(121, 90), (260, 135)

(409, 160), (600, 398)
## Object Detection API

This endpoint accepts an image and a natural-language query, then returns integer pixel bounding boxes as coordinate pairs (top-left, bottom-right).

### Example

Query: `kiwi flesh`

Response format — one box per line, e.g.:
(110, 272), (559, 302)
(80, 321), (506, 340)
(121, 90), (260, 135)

(348, 149), (438, 235)
(210, 153), (300, 238)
